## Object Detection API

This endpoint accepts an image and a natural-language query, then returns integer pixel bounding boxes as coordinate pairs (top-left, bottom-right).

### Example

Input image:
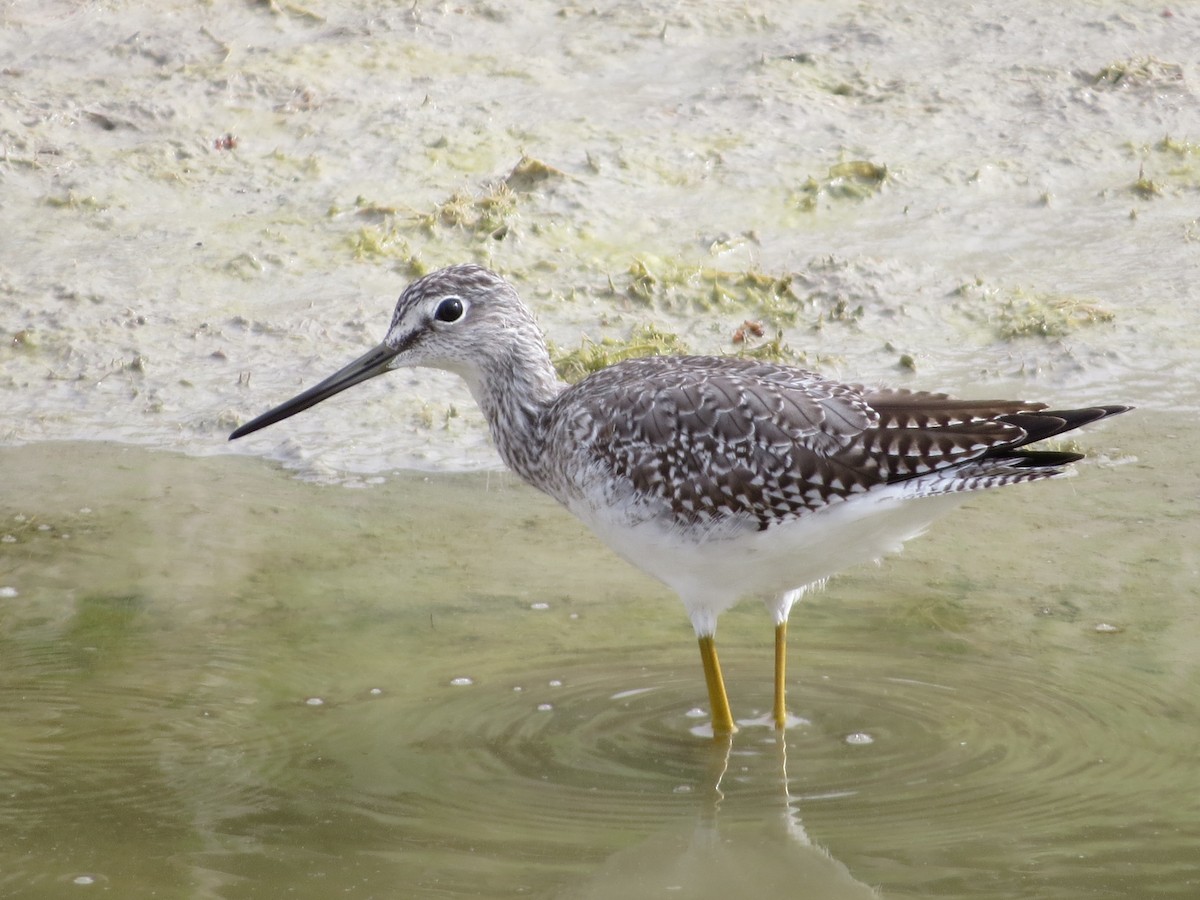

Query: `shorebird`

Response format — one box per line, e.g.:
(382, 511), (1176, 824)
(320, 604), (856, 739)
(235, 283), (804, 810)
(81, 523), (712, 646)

(230, 264), (1128, 735)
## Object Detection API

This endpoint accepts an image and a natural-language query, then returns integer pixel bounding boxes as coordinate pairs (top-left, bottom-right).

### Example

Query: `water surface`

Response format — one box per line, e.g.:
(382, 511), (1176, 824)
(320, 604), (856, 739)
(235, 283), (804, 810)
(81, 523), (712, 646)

(1, 429), (1194, 898)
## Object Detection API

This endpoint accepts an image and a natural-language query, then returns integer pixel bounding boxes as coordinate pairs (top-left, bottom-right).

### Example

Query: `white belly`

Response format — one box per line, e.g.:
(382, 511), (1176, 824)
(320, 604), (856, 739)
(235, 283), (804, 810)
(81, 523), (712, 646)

(568, 483), (970, 637)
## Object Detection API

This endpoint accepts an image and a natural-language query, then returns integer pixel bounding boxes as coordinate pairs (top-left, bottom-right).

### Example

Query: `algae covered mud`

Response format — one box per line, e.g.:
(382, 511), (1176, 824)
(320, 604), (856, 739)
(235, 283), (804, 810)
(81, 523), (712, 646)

(2, 0), (1197, 474)
(2, 1), (1199, 897)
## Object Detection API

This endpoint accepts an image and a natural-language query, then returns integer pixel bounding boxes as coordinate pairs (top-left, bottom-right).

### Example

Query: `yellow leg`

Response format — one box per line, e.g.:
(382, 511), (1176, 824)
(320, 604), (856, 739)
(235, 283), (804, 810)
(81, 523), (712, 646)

(698, 634), (737, 735)
(773, 621), (788, 730)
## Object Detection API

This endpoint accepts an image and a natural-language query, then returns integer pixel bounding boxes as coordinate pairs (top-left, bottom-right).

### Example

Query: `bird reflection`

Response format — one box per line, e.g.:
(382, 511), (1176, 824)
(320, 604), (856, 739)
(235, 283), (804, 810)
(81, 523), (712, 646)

(565, 732), (881, 899)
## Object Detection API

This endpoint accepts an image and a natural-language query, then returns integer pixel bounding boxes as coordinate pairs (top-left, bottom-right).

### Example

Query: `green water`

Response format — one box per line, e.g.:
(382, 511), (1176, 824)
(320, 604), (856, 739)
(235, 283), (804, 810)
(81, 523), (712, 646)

(0, 424), (1195, 899)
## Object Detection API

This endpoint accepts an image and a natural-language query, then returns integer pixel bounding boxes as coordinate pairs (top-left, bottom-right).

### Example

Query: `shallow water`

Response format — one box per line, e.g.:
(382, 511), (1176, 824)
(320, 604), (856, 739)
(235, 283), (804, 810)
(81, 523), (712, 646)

(1, 428), (1196, 898)
(2, 0), (1199, 897)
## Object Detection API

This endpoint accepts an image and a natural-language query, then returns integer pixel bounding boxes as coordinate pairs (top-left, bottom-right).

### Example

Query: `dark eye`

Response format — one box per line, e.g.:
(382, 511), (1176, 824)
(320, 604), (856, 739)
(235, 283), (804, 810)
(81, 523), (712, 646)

(434, 297), (464, 323)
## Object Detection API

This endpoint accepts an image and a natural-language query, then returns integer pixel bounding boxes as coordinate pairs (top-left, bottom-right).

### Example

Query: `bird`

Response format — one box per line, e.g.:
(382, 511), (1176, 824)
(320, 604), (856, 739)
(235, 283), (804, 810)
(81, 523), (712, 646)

(229, 264), (1129, 736)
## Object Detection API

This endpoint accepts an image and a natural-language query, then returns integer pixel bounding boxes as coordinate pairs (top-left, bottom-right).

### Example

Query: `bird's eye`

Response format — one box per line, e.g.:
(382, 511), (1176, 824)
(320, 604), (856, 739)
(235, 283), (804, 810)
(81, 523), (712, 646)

(434, 297), (465, 323)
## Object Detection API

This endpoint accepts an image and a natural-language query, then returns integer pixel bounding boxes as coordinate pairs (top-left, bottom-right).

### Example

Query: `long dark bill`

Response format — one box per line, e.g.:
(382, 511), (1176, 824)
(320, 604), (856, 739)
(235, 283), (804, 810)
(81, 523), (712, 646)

(229, 342), (399, 441)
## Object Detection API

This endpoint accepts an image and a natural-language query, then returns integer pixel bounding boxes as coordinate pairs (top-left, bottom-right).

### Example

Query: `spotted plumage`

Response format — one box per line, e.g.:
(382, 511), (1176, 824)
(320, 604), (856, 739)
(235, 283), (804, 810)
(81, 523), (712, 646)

(230, 264), (1130, 735)
(543, 355), (1121, 534)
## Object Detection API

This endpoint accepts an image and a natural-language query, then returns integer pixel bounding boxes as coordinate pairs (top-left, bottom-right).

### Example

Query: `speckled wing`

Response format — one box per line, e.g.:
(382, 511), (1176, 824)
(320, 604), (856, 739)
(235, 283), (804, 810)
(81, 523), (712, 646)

(547, 356), (886, 530)
(860, 388), (1128, 495)
(853, 386), (1046, 480)
(547, 356), (1122, 532)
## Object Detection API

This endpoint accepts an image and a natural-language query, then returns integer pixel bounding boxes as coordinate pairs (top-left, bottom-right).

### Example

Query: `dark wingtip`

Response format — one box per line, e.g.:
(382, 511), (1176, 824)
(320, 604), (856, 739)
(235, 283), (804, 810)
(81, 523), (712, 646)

(999, 404), (1132, 447)
(1009, 449), (1085, 467)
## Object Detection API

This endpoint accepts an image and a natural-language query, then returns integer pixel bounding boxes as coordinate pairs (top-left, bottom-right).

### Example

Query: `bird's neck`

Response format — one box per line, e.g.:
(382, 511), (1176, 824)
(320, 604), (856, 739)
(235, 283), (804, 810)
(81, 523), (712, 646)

(462, 347), (565, 485)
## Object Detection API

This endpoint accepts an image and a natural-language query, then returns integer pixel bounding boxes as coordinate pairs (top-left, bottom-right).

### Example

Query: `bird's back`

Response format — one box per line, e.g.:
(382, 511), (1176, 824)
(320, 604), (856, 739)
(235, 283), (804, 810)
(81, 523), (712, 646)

(540, 355), (1120, 535)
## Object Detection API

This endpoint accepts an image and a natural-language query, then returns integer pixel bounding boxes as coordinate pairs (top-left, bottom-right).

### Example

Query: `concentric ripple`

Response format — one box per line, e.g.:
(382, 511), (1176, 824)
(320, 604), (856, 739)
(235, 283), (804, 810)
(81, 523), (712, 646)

(0, 624), (295, 837)
(2, 442), (1195, 898)
(297, 649), (730, 841)
(229, 623), (1197, 897)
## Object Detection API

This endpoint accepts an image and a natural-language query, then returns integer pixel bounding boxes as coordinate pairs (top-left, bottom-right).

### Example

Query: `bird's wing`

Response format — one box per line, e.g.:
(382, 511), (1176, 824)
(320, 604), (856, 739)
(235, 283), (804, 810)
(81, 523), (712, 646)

(855, 387), (1046, 479)
(550, 359), (1075, 530)
(550, 357), (866, 529)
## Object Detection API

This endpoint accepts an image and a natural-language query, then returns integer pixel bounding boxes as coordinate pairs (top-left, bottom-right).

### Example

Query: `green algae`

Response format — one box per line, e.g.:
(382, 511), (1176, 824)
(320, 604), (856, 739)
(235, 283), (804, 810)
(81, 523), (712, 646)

(43, 191), (107, 211)
(337, 167), (534, 273)
(894, 349), (917, 371)
(1153, 135), (1200, 158)
(340, 155), (561, 266)
(258, 0), (326, 23)
(794, 160), (888, 211)
(422, 182), (519, 238)
(620, 257), (805, 328)
(9, 329), (39, 350)
(728, 329), (807, 366)
(958, 281), (1116, 340)
(541, 253), (902, 381)
(504, 155), (566, 193)
(1131, 167), (1161, 200)
(550, 323), (689, 383)
(549, 311), (808, 383)
(1125, 135), (1200, 197)
(1089, 56), (1185, 90)
(266, 149), (322, 177)
(996, 292), (1115, 339)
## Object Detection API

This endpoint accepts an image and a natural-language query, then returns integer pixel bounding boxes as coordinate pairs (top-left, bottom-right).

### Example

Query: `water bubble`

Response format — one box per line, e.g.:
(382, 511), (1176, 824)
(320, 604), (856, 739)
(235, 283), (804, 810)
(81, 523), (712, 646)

(845, 732), (875, 745)
(368, 687), (383, 696)
(684, 707), (707, 719)
(1, 536), (15, 544)
(1094, 622), (1122, 634)
(536, 703), (553, 712)
(0, 586), (17, 598)
(530, 601), (549, 610)
(547, 679), (562, 688)
(450, 677), (474, 687)
(305, 697), (325, 707)
(72, 876), (95, 886)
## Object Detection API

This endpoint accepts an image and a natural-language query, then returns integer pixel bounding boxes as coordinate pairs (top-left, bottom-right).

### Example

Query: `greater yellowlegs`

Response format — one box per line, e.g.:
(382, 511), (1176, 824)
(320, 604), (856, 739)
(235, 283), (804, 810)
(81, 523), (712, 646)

(230, 264), (1129, 735)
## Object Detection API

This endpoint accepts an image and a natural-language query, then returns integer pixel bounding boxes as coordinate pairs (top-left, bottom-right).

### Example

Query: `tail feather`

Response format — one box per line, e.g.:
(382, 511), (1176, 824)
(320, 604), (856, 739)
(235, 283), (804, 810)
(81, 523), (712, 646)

(895, 404), (1130, 499)
(996, 405), (1131, 449)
